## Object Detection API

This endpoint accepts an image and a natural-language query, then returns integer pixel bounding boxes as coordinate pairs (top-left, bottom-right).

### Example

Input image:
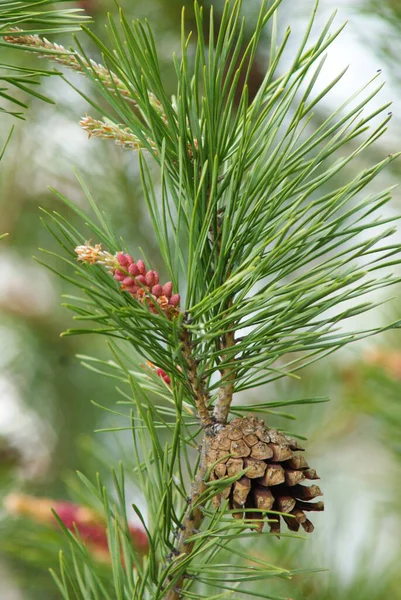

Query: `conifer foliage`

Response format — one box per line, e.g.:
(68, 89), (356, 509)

(2, 0), (401, 598)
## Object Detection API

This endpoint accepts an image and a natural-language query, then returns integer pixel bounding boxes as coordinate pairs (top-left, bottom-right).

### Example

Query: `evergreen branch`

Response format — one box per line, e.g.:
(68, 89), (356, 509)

(3, 28), (134, 99)
(0, 1), (88, 116)
(0, 0), (88, 32)
(10, 0), (401, 597)
(3, 27), (165, 119)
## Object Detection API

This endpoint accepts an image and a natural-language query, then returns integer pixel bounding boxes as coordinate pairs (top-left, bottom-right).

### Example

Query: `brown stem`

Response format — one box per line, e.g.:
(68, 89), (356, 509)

(213, 328), (236, 425)
(208, 210), (237, 426)
(181, 327), (213, 428)
(164, 327), (214, 598)
(164, 437), (210, 600)
(165, 272), (236, 598)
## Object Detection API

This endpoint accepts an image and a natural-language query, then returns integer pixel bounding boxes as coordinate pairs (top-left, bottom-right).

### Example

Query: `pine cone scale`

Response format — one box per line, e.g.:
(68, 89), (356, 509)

(269, 444), (293, 462)
(285, 469), (306, 486)
(304, 468), (319, 480)
(301, 519), (315, 533)
(250, 442), (274, 459)
(233, 476), (251, 505)
(284, 455), (309, 470)
(275, 496), (296, 513)
(253, 486), (274, 510)
(296, 500), (324, 512)
(292, 484), (322, 500)
(227, 427), (243, 440)
(293, 508), (307, 524)
(226, 458), (244, 477)
(230, 440), (251, 457)
(283, 514), (300, 532)
(243, 458), (267, 478)
(244, 434), (259, 446)
(258, 464), (285, 487)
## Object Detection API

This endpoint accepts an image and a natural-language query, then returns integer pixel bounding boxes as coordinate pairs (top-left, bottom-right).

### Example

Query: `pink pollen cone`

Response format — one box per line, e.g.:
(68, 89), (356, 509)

(162, 282), (173, 298)
(135, 275), (146, 286)
(117, 252), (129, 267)
(114, 270), (125, 281)
(152, 284), (162, 297)
(145, 271), (157, 287)
(136, 260), (146, 275)
(128, 263), (139, 276)
(123, 276), (134, 287)
(4, 494), (149, 560)
(156, 368), (171, 385)
(169, 294), (180, 307)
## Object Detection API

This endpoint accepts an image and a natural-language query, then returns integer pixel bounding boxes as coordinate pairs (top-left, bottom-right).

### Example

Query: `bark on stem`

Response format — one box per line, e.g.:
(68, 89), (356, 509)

(181, 327), (213, 428)
(211, 212), (237, 426)
(165, 223), (236, 597)
(164, 437), (210, 600)
(213, 328), (236, 425)
(164, 328), (214, 599)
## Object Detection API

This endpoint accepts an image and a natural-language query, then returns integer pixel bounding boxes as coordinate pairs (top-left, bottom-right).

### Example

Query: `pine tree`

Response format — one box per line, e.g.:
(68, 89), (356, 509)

(2, 0), (401, 598)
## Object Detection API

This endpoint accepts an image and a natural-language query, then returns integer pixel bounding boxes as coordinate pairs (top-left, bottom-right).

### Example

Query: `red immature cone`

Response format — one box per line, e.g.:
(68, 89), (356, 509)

(114, 269), (125, 281)
(135, 275), (146, 286)
(156, 367), (171, 385)
(123, 276), (134, 287)
(145, 271), (157, 287)
(116, 252), (130, 267)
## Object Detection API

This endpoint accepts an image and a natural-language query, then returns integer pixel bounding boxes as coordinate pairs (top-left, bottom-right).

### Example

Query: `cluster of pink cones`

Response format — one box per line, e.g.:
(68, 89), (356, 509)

(113, 252), (180, 314)
(74, 243), (180, 317)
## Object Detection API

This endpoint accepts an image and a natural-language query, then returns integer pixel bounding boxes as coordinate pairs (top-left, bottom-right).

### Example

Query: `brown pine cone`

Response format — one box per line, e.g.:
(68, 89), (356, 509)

(207, 417), (323, 534)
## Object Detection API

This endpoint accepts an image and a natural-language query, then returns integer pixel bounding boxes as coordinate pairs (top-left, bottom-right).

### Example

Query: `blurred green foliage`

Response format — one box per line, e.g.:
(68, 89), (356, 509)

(1, 0), (401, 599)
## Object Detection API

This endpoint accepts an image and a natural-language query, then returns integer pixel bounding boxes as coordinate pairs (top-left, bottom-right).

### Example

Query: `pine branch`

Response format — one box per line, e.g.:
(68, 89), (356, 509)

(0, 1), (89, 116)
(6, 0), (401, 597)
(0, 0), (87, 32)
(3, 28), (138, 103)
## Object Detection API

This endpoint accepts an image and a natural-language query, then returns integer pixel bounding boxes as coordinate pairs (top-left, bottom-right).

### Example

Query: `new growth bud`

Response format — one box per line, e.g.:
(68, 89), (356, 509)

(75, 242), (118, 268)
(80, 116), (157, 153)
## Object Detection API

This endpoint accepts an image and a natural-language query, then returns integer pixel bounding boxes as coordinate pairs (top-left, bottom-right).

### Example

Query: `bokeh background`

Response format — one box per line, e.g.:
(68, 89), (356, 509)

(1, 0), (401, 598)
